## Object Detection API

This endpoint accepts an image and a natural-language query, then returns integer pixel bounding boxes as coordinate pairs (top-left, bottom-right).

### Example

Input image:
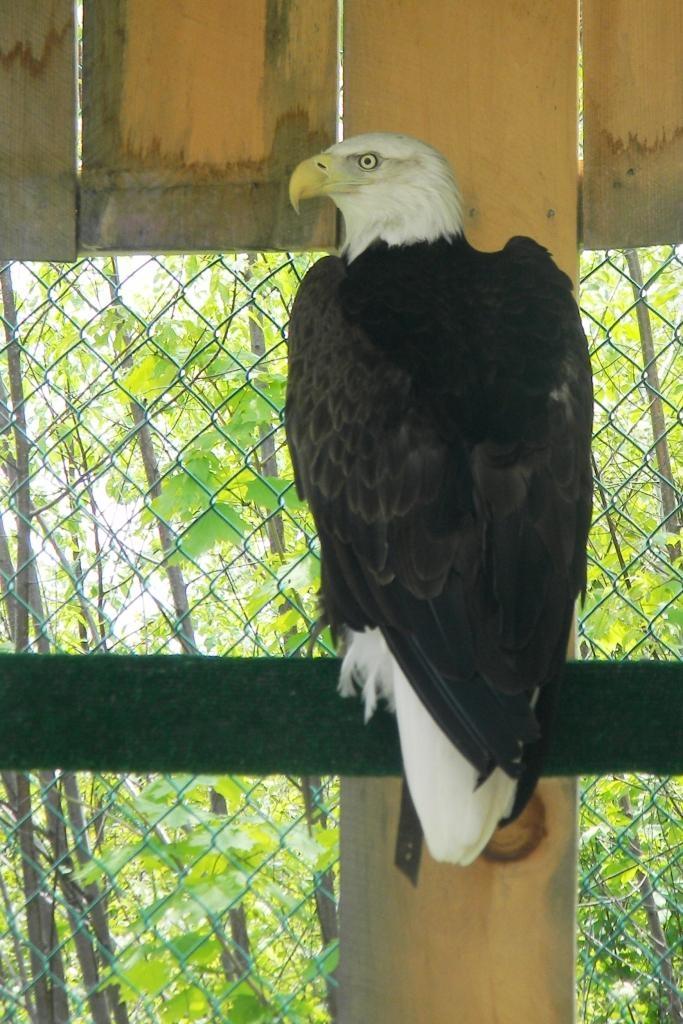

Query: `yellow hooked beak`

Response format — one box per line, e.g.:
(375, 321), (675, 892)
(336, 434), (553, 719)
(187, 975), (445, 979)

(289, 153), (347, 213)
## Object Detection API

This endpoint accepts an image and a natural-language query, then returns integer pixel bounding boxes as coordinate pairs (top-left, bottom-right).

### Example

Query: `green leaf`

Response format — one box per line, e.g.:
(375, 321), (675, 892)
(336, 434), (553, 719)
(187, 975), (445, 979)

(165, 931), (221, 968)
(160, 988), (210, 1023)
(284, 823), (325, 867)
(187, 427), (229, 452)
(176, 503), (247, 559)
(229, 993), (268, 1024)
(183, 873), (248, 917)
(133, 775), (192, 807)
(243, 550), (319, 617)
(121, 353), (178, 397)
(150, 473), (209, 521)
(73, 843), (143, 884)
(213, 775), (247, 809)
(302, 939), (339, 983)
(182, 450), (221, 486)
(311, 826), (339, 872)
(245, 474), (303, 511)
(115, 947), (173, 996)
(279, 552), (319, 591)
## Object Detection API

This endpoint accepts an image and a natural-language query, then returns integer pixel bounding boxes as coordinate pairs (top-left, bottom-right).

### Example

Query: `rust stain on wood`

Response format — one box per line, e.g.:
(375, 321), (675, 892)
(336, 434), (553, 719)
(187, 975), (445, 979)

(1, 1), (77, 260)
(601, 125), (683, 157)
(266, 0), (294, 60)
(0, 22), (70, 76)
(109, 106), (324, 181)
(81, 0), (337, 252)
(583, 0), (683, 247)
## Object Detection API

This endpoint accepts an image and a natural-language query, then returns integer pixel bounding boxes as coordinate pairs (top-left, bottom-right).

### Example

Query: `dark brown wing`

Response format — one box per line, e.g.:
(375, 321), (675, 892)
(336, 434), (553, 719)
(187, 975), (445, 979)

(286, 239), (592, 789)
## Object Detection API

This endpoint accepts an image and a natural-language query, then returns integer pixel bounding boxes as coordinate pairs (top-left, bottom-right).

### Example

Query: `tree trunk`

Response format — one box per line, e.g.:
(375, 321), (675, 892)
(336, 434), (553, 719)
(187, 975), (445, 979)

(619, 795), (682, 1023)
(106, 260), (198, 653)
(302, 775), (338, 1021)
(14, 773), (70, 1024)
(62, 773), (130, 1024)
(624, 249), (680, 558)
(1, 265), (31, 650)
(209, 789), (253, 982)
(40, 773), (112, 1024)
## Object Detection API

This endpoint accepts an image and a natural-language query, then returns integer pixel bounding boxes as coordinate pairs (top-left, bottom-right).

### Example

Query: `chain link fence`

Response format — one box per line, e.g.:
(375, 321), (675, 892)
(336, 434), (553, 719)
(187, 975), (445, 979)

(0, 246), (680, 1022)
(577, 246), (681, 1024)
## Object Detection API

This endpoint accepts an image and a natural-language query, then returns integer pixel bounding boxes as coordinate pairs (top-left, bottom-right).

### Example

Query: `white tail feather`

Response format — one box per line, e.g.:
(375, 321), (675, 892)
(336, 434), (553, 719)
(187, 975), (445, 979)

(340, 627), (517, 865)
(339, 627), (395, 720)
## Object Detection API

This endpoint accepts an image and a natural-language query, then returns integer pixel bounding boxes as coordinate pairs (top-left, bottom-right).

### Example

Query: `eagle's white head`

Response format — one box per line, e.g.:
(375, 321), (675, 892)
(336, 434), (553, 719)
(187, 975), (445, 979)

(289, 132), (464, 262)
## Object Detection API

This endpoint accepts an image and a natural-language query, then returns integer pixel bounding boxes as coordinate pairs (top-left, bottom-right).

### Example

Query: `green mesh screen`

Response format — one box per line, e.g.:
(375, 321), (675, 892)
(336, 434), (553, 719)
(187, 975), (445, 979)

(0, 246), (680, 1022)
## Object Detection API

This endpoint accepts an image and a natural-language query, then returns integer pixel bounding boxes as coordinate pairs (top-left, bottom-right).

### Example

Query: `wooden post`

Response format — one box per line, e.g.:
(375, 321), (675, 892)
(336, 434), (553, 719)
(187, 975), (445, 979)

(0, 0), (77, 261)
(341, 780), (577, 1022)
(339, 3), (580, 1021)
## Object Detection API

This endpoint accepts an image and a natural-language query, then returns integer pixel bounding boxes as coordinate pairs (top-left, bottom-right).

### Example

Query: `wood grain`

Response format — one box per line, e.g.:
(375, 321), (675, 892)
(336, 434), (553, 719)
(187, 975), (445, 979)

(0, 1), (77, 261)
(81, 0), (337, 253)
(339, 778), (577, 1024)
(340, 3), (580, 1020)
(344, 0), (578, 271)
(583, 0), (683, 248)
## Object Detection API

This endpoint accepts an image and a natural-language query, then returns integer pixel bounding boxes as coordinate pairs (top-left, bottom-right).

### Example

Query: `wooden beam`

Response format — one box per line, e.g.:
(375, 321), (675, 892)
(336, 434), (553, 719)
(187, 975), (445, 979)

(81, 0), (337, 253)
(340, 3), (579, 1021)
(583, 0), (683, 249)
(0, 0), (77, 261)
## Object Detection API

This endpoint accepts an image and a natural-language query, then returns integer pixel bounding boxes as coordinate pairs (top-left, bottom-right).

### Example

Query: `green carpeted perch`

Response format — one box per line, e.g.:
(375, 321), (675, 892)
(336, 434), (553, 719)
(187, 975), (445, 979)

(0, 655), (680, 776)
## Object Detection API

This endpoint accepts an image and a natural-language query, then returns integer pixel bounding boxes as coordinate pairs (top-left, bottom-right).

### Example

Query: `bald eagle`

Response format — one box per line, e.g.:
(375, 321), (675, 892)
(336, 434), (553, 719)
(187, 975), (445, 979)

(286, 133), (592, 866)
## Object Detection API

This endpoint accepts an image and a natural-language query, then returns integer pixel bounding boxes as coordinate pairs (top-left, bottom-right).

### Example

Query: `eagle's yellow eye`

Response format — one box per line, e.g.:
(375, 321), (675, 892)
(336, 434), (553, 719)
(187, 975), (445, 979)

(358, 153), (378, 170)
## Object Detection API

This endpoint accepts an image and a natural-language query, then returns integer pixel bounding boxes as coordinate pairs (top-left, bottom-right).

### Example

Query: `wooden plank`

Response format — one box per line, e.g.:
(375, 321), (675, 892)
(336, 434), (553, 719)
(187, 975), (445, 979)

(344, 0), (578, 271)
(0, 1), (77, 261)
(340, 3), (580, 1021)
(340, 779), (577, 1024)
(583, 0), (683, 249)
(81, 0), (337, 253)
